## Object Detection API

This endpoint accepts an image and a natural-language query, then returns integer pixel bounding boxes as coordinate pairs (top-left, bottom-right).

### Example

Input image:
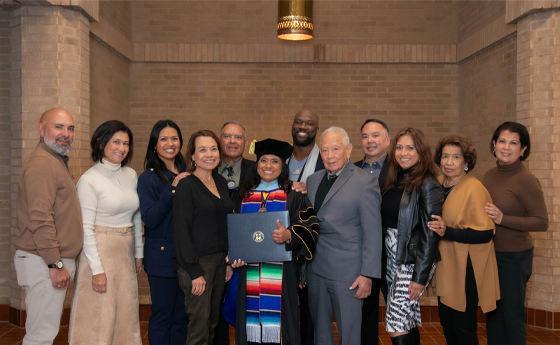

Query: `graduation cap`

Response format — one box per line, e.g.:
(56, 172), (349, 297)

(254, 138), (293, 161)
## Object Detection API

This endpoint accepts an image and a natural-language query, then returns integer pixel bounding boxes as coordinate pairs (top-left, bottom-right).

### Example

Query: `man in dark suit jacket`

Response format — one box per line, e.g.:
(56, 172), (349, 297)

(218, 121), (256, 210)
(215, 121), (255, 345)
(307, 126), (382, 345)
(354, 119), (391, 345)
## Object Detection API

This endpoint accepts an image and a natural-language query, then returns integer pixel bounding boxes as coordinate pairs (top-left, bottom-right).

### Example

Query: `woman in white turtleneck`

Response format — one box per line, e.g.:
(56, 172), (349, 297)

(69, 120), (143, 345)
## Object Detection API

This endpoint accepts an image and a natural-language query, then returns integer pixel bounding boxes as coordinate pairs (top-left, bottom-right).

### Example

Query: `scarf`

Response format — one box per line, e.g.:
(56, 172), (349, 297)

(241, 182), (287, 343)
(435, 174), (500, 312)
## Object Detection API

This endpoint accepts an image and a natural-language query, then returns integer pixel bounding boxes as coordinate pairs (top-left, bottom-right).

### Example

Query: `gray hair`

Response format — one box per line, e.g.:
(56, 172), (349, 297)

(321, 126), (351, 145)
(220, 121), (246, 135)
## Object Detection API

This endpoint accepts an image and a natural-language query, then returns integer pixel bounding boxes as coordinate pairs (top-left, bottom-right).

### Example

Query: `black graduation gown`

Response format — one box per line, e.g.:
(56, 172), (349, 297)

(234, 190), (319, 345)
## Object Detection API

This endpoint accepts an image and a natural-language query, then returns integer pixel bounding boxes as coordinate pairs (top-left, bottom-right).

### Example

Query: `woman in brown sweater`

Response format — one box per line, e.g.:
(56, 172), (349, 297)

(482, 122), (548, 345)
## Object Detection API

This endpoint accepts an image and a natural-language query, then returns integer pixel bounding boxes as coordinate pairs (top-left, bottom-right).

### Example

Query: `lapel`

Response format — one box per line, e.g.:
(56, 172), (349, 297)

(314, 153), (325, 172)
(321, 162), (353, 209)
(308, 169), (325, 208)
(239, 158), (254, 185)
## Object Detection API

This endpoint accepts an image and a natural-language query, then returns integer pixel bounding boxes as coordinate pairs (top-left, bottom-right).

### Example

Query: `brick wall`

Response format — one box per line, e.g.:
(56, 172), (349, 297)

(131, 0), (457, 45)
(516, 10), (560, 313)
(99, 0), (130, 39)
(458, 1), (506, 40)
(0, 11), (11, 305)
(458, 34), (517, 176)
(128, 62), (459, 172)
(90, 36), (130, 132)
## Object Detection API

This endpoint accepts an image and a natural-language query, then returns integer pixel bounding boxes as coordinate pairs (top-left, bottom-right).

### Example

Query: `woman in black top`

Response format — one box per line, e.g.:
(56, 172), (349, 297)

(381, 127), (443, 345)
(173, 130), (234, 345)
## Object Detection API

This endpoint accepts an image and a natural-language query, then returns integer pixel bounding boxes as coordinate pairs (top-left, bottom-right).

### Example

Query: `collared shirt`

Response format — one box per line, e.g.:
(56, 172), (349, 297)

(359, 154), (387, 179)
(218, 157), (243, 189)
(327, 167), (343, 180)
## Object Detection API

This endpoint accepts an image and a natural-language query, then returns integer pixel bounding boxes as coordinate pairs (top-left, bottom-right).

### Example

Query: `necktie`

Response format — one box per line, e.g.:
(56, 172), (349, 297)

(225, 166), (234, 178)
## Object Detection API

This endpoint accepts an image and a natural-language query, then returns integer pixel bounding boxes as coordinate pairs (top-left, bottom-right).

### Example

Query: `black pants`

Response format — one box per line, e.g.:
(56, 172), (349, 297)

(486, 249), (533, 345)
(361, 278), (387, 345)
(178, 253), (227, 345)
(438, 256), (479, 345)
(147, 275), (187, 345)
(299, 286), (314, 345)
(213, 314), (229, 345)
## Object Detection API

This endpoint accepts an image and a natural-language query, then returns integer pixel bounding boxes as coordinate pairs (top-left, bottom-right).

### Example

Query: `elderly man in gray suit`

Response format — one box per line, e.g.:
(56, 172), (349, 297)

(306, 126), (382, 345)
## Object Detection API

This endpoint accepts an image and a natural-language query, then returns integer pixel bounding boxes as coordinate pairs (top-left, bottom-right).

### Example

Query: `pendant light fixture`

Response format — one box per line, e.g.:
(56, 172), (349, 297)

(277, 0), (313, 41)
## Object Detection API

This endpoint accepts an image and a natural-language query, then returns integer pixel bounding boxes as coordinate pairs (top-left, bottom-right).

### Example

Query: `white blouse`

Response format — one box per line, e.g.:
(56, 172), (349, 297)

(77, 159), (143, 275)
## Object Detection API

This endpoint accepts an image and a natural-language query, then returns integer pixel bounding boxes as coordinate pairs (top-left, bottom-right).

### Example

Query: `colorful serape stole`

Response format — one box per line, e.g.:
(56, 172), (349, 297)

(240, 189), (289, 213)
(241, 187), (287, 343)
(246, 263), (283, 343)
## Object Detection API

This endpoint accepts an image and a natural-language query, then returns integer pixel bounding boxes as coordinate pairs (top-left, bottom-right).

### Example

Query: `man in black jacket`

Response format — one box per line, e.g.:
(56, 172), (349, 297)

(215, 121), (255, 345)
(218, 121), (256, 208)
(354, 118), (391, 345)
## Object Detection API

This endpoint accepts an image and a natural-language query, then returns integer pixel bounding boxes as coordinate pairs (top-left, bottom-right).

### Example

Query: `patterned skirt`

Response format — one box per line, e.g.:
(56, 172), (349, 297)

(385, 227), (435, 333)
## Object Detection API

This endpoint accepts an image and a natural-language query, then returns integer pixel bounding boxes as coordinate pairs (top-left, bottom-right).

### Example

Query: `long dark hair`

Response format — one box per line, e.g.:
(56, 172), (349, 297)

(91, 120), (133, 166)
(239, 157), (291, 199)
(383, 127), (437, 192)
(144, 120), (186, 182)
(184, 130), (222, 173)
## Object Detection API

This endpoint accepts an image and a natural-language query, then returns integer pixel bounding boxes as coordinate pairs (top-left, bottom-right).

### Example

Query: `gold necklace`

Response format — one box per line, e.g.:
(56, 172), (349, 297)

(194, 172), (214, 187)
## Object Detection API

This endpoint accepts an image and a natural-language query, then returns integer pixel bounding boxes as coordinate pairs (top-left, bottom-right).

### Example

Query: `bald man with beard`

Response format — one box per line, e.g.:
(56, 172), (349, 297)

(14, 108), (83, 345)
(288, 108), (324, 186)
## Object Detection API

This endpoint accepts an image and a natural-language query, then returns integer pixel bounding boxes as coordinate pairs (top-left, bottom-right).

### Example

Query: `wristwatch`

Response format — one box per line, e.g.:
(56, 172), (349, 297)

(47, 259), (64, 269)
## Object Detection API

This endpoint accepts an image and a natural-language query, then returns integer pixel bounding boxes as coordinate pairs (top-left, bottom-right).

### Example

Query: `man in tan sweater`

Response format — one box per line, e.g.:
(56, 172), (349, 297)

(14, 108), (83, 345)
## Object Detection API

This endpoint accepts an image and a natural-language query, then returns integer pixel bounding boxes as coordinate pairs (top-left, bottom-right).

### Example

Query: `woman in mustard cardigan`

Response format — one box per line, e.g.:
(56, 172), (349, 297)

(429, 135), (500, 345)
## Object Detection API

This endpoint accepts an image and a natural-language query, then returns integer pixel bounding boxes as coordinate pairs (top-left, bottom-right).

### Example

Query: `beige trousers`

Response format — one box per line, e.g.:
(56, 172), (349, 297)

(14, 250), (77, 345)
(69, 226), (141, 345)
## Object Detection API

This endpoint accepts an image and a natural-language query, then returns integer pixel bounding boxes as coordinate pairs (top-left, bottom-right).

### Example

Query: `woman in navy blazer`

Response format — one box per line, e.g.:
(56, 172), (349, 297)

(138, 120), (190, 345)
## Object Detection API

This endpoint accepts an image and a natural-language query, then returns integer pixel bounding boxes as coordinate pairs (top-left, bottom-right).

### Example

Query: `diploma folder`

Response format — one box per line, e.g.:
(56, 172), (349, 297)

(227, 211), (292, 263)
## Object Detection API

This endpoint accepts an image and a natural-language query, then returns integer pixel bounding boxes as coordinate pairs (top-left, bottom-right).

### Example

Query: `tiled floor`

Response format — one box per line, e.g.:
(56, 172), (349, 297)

(1, 322), (559, 345)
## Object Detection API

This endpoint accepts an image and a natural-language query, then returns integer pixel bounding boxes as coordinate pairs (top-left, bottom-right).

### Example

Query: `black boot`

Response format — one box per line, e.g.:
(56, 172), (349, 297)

(390, 333), (408, 345)
(408, 327), (420, 345)
(390, 328), (420, 345)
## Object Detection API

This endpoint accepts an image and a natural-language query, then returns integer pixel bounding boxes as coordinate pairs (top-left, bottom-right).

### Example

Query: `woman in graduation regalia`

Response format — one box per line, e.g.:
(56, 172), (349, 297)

(230, 138), (319, 345)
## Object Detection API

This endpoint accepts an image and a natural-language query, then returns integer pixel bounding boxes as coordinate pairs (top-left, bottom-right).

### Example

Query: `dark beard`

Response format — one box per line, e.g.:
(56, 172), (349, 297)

(292, 132), (316, 147)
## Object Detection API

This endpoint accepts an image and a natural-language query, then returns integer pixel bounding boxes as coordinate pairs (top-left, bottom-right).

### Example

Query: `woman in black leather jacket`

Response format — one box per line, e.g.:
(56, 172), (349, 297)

(381, 127), (444, 345)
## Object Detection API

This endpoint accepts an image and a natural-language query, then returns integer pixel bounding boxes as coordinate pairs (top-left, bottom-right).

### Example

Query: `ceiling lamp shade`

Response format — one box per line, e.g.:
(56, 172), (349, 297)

(277, 0), (313, 41)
